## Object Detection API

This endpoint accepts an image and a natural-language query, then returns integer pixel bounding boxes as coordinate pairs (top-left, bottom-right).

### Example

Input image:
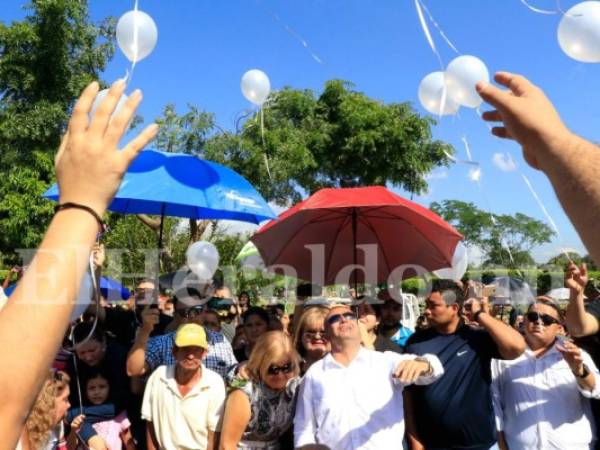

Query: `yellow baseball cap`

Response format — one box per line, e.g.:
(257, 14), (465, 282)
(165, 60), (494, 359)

(174, 324), (208, 349)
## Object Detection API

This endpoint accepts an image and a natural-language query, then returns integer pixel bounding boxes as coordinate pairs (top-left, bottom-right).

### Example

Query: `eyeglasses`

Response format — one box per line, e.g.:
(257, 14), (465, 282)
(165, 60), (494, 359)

(526, 312), (561, 326)
(303, 329), (326, 339)
(176, 305), (204, 318)
(326, 312), (357, 326)
(267, 362), (295, 376)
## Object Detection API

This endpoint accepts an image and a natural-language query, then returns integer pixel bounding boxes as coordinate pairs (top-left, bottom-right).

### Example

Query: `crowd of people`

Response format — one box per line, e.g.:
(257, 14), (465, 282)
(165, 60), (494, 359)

(4, 71), (600, 449)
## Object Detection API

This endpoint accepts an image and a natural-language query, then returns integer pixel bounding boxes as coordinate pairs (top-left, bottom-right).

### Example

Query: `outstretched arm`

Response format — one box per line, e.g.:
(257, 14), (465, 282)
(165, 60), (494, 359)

(478, 72), (600, 264)
(0, 79), (157, 449)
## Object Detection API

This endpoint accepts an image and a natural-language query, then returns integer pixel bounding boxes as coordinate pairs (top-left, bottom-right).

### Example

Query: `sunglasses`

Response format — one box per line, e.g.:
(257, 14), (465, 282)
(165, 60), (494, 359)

(176, 305), (204, 318)
(326, 312), (357, 326)
(267, 362), (295, 376)
(526, 312), (561, 326)
(304, 329), (326, 339)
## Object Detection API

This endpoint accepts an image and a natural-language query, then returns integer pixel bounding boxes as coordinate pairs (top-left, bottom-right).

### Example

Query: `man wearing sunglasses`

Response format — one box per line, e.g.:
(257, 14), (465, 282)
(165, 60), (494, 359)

(127, 286), (237, 380)
(404, 279), (525, 450)
(294, 305), (443, 449)
(491, 298), (600, 449)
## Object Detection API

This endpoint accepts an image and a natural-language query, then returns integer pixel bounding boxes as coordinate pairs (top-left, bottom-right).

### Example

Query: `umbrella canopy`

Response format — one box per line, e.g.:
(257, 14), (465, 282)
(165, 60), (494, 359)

(44, 149), (276, 223)
(99, 276), (131, 302)
(546, 287), (570, 301)
(251, 186), (463, 286)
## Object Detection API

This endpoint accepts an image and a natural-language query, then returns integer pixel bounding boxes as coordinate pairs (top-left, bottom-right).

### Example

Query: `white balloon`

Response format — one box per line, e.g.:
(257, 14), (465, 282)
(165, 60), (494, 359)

(418, 71), (460, 116)
(445, 55), (490, 108)
(116, 10), (158, 63)
(70, 271), (94, 322)
(433, 241), (468, 281)
(241, 69), (271, 105)
(90, 89), (129, 121)
(558, 1), (600, 62)
(186, 241), (220, 281)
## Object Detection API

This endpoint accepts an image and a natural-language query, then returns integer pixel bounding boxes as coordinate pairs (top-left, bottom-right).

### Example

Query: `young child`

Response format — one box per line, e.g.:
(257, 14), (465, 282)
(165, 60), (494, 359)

(68, 370), (135, 450)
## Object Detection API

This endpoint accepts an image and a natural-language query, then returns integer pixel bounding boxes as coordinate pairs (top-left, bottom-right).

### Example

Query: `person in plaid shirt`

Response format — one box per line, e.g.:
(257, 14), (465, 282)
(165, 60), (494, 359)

(126, 286), (237, 379)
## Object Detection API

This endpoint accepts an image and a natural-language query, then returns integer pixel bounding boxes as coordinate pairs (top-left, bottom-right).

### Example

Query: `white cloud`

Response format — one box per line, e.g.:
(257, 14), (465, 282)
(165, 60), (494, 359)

(468, 167), (482, 182)
(492, 152), (517, 172)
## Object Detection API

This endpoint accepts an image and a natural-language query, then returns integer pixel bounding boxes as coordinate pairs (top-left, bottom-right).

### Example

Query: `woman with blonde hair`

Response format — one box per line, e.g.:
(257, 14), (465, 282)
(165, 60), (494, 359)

(293, 307), (330, 375)
(220, 331), (301, 450)
(17, 370), (84, 450)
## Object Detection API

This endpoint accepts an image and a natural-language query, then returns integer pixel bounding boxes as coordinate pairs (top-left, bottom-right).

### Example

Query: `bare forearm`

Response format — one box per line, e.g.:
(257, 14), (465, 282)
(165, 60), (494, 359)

(0, 209), (98, 447)
(478, 312), (525, 359)
(126, 329), (151, 376)
(146, 423), (158, 450)
(566, 294), (599, 337)
(539, 132), (600, 264)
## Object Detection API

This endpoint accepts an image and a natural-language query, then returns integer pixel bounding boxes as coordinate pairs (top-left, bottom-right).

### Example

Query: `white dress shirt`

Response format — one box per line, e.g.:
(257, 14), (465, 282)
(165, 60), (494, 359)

(294, 347), (443, 450)
(491, 343), (600, 450)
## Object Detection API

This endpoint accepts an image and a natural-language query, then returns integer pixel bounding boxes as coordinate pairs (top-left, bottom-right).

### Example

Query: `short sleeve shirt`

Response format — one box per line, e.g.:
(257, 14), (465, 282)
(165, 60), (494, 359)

(404, 324), (502, 450)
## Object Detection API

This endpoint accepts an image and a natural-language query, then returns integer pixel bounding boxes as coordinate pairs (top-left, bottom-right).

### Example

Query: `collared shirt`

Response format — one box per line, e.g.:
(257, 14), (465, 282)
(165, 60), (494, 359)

(491, 343), (600, 450)
(141, 364), (226, 450)
(146, 329), (237, 378)
(294, 347), (443, 450)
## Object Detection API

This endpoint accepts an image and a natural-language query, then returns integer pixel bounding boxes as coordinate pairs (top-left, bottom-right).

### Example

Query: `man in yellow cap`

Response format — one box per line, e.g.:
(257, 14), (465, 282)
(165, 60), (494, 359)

(142, 323), (226, 450)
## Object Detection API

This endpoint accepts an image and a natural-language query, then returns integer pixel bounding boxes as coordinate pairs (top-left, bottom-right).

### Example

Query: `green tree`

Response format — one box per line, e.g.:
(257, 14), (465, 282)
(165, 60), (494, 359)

(546, 251), (582, 267)
(206, 80), (454, 205)
(431, 200), (555, 267)
(0, 0), (114, 262)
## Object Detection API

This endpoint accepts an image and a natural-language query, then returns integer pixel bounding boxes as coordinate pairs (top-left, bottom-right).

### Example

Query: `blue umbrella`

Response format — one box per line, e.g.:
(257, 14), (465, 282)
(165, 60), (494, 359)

(44, 149), (276, 245)
(100, 276), (131, 302)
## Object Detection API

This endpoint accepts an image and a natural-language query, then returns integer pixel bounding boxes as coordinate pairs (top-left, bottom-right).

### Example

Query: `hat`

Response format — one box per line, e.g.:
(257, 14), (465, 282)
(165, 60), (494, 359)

(175, 324), (208, 349)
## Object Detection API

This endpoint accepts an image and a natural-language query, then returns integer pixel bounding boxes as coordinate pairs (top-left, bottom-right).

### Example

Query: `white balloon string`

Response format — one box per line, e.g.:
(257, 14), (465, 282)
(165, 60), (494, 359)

(260, 107), (272, 180)
(520, 173), (572, 261)
(255, 0), (324, 65)
(519, 0), (559, 14)
(414, 0), (444, 71)
(416, 0), (461, 54)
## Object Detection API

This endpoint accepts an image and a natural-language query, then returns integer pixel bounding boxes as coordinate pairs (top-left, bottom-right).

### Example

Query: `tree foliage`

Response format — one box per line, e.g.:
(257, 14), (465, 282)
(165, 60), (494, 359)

(431, 200), (555, 267)
(0, 0), (114, 262)
(206, 80), (454, 205)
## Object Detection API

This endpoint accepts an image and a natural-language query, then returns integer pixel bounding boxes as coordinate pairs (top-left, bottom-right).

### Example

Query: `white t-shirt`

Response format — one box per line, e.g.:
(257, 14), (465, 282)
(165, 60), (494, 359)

(141, 364), (226, 450)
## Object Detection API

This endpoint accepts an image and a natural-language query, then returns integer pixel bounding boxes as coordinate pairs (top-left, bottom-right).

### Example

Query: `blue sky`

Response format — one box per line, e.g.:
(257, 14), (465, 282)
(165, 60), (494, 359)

(3, 0), (599, 263)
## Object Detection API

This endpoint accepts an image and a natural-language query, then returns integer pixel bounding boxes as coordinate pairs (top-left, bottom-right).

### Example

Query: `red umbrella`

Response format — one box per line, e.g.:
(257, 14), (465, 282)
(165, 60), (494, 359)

(251, 186), (463, 287)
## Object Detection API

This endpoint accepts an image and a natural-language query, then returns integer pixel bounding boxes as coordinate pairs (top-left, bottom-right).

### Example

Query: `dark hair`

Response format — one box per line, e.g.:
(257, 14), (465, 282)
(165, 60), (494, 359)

(527, 297), (564, 321)
(243, 307), (270, 325)
(296, 283), (322, 298)
(431, 279), (464, 307)
(84, 368), (110, 385)
(239, 291), (250, 299)
(73, 321), (106, 345)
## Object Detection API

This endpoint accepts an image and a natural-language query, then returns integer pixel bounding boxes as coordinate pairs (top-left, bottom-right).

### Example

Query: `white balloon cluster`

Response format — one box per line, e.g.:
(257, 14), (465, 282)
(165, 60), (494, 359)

(558, 1), (600, 62)
(186, 241), (220, 281)
(241, 69), (271, 106)
(418, 55), (489, 116)
(433, 241), (468, 281)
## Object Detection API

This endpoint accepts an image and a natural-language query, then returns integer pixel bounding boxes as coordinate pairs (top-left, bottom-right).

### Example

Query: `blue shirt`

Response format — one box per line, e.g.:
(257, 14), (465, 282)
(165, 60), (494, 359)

(145, 329), (237, 378)
(389, 325), (414, 349)
(405, 324), (502, 450)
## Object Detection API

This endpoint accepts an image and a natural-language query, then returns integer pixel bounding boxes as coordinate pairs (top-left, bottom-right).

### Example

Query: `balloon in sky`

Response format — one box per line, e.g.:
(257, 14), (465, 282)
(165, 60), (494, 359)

(90, 89), (128, 122)
(70, 271), (94, 322)
(558, 1), (600, 63)
(241, 69), (271, 105)
(186, 241), (220, 281)
(445, 55), (490, 108)
(433, 241), (468, 281)
(116, 10), (158, 63)
(418, 71), (460, 116)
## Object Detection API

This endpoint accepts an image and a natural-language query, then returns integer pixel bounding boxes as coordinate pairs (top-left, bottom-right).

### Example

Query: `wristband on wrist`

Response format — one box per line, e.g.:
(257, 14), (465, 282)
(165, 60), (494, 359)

(55, 202), (107, 233)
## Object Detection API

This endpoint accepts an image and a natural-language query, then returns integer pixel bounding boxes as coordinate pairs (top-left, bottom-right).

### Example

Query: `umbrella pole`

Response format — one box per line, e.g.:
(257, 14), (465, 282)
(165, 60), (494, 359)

(158, 203), (166, 250)
(352, 208), (358, 296)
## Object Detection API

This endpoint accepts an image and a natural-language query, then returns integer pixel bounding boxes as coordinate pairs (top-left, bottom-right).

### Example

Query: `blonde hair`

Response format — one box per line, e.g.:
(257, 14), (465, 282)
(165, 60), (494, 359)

(293, 306), (329, 357)
(26, 370), (70, 450)
(246, 331), (300, 382)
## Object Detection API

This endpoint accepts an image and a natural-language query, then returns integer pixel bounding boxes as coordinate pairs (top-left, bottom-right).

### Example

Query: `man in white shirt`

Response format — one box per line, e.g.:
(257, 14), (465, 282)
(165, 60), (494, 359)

(294, 305), (443, 450)
(142, 323), (226, 450)
(492, 299), (600, 450)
